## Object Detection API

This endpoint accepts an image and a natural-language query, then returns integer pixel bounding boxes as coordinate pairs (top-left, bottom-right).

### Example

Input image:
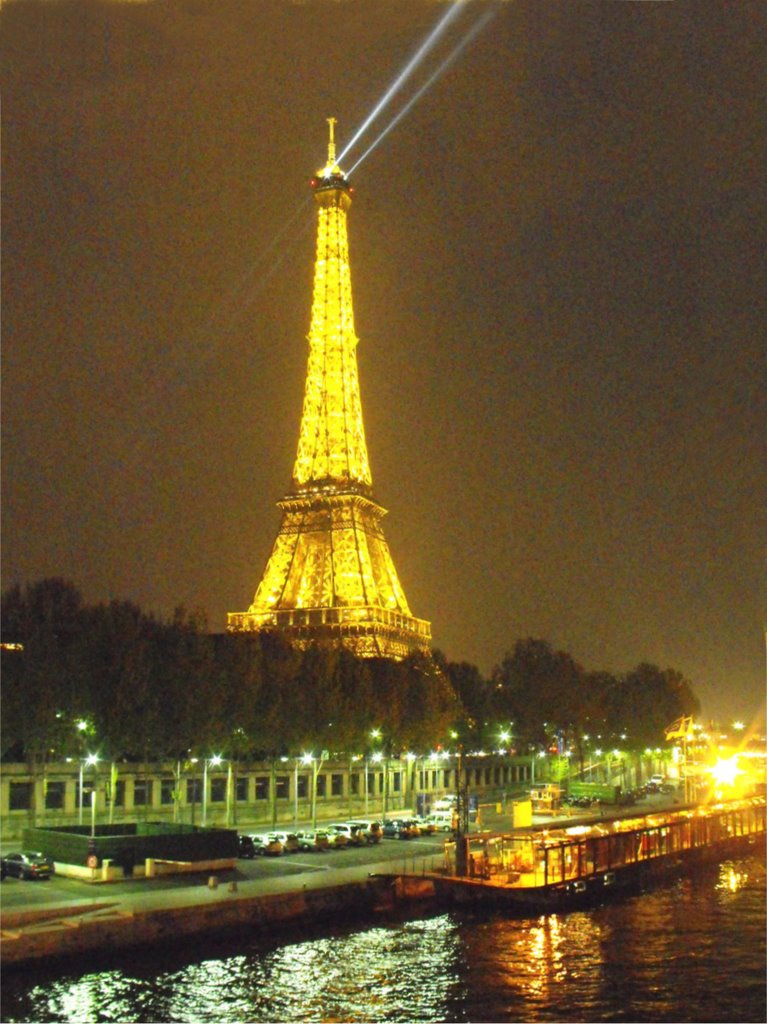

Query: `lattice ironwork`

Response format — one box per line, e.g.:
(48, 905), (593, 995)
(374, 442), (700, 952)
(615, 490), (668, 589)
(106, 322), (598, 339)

(228, 120), (431, 659)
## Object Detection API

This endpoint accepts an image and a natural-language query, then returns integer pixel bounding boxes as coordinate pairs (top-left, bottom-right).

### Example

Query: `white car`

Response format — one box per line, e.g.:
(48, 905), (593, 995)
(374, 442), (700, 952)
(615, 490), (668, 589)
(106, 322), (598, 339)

(249, 833), (284, 856)
(295, 830), (329, 852)
(323, 828), (349, 849)
(347, 820), (382, 844)
(330, 823), (365, 846)
(270, 831), (299, 853)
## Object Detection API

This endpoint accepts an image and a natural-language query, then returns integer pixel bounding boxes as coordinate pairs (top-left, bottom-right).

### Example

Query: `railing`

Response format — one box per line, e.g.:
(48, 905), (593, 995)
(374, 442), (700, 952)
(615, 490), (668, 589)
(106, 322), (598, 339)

(444, 797), (766, 888)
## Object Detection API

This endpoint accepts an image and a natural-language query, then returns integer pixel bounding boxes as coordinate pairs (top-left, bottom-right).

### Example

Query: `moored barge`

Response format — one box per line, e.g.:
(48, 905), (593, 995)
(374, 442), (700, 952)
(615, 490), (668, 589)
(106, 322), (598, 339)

(422, 796), (765, 913)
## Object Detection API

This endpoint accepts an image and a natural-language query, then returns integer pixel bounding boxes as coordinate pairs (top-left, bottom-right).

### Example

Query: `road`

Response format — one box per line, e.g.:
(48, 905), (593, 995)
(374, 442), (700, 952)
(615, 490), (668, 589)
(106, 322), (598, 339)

(1, 792), (682, 916)
(0, 833), (449, 913)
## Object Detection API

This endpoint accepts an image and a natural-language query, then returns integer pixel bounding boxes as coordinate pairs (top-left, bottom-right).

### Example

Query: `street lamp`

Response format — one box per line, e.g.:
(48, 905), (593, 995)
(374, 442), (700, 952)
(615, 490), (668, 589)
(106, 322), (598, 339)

(202, 754), (223, 828)
(78, 754), (99, 826)
(296, 753), (313, 828)
(371, 751), (384, 818)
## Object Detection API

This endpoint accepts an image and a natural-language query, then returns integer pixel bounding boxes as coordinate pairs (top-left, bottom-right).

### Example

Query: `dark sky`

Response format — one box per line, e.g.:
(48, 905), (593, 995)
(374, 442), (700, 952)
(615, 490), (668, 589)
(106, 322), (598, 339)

(2, 0), (765, 724)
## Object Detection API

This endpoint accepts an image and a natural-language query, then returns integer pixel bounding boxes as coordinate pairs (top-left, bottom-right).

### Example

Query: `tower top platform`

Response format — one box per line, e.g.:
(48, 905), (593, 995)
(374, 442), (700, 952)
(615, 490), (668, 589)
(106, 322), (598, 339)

(311, 116), (352, 200)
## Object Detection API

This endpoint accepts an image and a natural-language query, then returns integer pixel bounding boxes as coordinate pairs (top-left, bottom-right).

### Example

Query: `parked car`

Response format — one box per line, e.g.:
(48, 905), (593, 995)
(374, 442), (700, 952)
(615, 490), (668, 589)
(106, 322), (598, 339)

(423, 812), (454, 832)
(1, 851), (54, 880)
(413, 816), (437, 834)
(347, 820), (382, 844)
(238, 835), (256, 859)
(330, 823), (365, 847)
(295, 830), (329, 852)
(400, 818), (422, 838)
(271, 831), (300, 854)
(382, 819), (414, 839)
(249, 834), (284, 856)
(323, 827), (349, 849)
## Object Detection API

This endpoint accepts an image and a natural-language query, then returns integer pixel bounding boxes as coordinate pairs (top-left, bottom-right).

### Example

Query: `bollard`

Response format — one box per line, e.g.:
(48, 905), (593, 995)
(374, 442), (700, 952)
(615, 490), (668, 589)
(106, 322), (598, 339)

(207, 875), (218, 889)
(228, 880), (237, 893)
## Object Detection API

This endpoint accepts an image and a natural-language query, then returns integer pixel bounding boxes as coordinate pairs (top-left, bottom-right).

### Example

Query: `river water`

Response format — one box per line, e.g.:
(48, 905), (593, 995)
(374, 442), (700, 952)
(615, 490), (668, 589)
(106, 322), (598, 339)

(2, 856), (764, 1024)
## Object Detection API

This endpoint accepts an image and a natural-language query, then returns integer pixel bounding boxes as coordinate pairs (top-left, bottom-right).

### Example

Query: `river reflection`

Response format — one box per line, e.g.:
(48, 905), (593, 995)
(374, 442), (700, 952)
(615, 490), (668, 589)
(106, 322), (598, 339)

(2, 857), (765, 1023)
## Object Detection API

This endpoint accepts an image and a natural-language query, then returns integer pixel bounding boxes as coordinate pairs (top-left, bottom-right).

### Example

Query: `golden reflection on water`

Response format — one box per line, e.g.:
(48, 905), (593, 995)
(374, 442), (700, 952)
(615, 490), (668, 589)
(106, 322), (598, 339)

(463, 909), (605, 1011)
(717, 861), (749, 894)
(7, 857), (765, 1024)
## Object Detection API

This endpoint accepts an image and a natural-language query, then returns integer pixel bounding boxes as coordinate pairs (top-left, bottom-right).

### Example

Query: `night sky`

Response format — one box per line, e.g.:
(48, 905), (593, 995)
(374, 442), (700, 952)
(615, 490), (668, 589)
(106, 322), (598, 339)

(3, 1), (765, 724)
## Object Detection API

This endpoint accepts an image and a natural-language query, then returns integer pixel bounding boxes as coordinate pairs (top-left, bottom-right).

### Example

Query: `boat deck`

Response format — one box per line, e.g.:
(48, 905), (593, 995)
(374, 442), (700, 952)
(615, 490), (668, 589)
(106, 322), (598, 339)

(443, 795), (765, 892)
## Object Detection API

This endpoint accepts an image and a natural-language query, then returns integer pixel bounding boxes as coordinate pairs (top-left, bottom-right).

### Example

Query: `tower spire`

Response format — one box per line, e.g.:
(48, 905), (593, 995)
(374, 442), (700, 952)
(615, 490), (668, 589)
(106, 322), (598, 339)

(228, 121), (431, 659)
(326, 116), (337, 169)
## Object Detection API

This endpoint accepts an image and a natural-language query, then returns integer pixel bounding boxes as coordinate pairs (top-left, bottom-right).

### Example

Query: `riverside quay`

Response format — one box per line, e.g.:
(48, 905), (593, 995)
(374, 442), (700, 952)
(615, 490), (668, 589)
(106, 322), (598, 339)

(1, 753), (534, 840)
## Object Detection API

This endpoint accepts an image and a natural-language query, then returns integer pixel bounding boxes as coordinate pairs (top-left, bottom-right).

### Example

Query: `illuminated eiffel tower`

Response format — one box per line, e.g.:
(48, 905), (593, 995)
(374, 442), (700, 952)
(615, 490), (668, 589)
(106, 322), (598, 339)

(228, 119), (431, 659)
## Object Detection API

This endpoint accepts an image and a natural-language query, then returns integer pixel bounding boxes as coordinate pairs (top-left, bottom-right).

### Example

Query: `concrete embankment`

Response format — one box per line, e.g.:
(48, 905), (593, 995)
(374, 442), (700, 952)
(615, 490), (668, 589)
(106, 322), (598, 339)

(1, 875), (420, 970)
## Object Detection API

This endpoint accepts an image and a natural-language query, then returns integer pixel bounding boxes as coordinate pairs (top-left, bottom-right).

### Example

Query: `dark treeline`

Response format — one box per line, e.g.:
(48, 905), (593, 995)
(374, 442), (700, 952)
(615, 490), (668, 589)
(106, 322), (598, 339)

(1, 579), (699, 769)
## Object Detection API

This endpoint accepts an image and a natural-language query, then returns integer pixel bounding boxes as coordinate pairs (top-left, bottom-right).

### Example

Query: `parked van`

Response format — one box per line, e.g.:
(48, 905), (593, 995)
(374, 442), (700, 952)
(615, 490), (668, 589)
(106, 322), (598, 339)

(424, 811), (454, 831)
(432, 795), (457, 813)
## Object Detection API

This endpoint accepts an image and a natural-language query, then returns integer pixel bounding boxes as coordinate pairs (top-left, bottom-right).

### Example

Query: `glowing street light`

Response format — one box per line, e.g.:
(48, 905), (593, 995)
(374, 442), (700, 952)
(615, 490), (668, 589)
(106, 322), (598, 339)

(78, 753), (99, 826)
(202, 755), (223, 828)
(710, 755), (742, 788)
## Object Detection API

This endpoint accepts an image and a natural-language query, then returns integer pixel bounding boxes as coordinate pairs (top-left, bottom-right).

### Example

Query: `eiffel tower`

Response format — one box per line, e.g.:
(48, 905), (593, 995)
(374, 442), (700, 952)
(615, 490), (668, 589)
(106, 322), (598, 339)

(228, 119), (431, 659)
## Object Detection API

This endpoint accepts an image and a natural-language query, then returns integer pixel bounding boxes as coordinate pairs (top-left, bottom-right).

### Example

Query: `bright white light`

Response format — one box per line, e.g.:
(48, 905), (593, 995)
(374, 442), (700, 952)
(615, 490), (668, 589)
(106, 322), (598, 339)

(348, 9), (495, 176)
(710, 755), (742, 787)
(337, 0), (465, 166)
(85, 754), (99, 766)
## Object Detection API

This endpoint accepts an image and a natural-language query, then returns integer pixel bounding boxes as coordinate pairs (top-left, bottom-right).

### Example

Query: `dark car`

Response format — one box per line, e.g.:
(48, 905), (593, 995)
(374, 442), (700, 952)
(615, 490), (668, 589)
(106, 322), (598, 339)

(238, 835), (256, 859)
(1, 851), (54, 880)
(382, 819), (414, 839)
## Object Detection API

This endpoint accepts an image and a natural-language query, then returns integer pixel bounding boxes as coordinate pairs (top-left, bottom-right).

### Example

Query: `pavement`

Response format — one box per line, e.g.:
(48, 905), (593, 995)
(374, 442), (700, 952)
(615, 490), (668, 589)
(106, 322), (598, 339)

(1, 793), (682, 925)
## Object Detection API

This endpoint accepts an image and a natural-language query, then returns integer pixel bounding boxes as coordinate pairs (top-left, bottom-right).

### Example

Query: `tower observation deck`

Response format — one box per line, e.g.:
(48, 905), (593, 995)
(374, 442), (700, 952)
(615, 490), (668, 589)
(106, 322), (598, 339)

(227, 119), (431, 659)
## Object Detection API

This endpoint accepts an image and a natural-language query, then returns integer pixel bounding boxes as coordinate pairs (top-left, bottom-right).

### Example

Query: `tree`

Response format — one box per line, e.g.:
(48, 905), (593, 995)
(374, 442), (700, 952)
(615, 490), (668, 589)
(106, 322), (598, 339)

(1, 579), (88, 822)
(1, 579), (90, 756)
(605, 663), (701, 748)
(492, 638), (587, 750)
(438, 657), (494, 748)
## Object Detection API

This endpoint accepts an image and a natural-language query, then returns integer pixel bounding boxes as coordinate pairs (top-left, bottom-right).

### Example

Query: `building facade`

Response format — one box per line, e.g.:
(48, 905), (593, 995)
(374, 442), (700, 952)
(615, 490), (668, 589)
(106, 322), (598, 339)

(0, 753), (534, 840)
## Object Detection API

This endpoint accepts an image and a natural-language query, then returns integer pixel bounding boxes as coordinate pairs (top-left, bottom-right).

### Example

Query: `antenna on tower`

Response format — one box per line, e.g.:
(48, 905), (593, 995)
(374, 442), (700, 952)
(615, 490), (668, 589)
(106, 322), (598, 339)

(327, 116), (337, 167)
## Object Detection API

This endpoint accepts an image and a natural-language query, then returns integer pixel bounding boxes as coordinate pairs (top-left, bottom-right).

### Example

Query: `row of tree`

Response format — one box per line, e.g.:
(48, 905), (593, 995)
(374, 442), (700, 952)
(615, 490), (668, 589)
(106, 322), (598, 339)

(1, 579), (700, 771)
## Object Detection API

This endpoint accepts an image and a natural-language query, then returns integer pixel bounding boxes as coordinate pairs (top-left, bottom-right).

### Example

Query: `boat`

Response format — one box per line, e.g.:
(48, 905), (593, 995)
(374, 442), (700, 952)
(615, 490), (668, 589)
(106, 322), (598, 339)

(412, 796), (765, 913)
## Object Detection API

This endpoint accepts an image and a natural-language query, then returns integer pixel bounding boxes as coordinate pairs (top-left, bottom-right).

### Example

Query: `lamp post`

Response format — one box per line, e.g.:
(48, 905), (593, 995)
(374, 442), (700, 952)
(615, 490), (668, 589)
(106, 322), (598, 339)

(371, 752), (383, 818)
(78, 754), (99, 826)
(202, 754), (223, 828)
(454, 740), (469, 877)
(298, 753), (312, 828)
(405, 752), (416, 813)
(226, 762), (234, 828)
(294, 759), (299, 828)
